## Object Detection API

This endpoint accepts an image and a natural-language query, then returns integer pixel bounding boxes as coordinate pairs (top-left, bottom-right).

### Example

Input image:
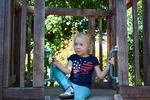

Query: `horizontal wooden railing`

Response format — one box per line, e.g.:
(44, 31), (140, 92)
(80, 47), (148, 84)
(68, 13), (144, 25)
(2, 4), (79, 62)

(27, 6), (112, 17)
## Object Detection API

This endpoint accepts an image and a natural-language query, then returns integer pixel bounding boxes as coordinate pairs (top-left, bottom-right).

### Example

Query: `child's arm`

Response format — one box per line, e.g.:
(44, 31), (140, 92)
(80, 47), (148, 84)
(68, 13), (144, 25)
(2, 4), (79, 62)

(49, 57), (72, 74)
(95, 57), (114, 79)
(94, 64), (110, 79)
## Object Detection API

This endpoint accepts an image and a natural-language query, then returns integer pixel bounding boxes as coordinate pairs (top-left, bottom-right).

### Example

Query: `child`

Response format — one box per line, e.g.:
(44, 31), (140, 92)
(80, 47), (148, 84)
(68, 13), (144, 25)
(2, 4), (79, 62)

(49, 33), (114, 100)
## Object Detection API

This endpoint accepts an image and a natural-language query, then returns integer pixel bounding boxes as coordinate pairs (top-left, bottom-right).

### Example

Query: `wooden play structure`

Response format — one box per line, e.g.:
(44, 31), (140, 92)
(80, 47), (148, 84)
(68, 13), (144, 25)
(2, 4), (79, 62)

(0, 0), (150, 100)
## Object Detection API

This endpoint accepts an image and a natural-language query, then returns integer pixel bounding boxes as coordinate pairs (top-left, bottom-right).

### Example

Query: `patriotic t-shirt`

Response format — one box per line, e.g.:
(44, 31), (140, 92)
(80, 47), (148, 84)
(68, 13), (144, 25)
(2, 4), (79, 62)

(68, 54), (99, 88)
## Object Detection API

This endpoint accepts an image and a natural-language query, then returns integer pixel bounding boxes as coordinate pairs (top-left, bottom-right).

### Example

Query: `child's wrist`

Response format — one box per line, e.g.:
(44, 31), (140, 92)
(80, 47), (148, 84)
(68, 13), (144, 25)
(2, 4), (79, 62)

(105, 63), (109, 68)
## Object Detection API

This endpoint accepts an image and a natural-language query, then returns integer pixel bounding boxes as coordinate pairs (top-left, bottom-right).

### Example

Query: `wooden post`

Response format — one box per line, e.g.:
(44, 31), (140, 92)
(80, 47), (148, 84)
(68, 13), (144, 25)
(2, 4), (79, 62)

(20, 0), (27, 87)
(3, 0), (11, 87)
(116, 0), (128, 85)
(0, 0), (5, 99)
(132, 0), (140, 86)
(88, 16), (95, 55)
(33, 0), (45, 87)
(143, 0), (150, 86)
(98, 17), (103, 70)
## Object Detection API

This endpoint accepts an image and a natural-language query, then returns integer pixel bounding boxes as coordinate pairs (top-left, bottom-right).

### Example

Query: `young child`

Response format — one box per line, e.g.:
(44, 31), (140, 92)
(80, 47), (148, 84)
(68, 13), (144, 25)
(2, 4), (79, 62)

(49, 33), (114, 100)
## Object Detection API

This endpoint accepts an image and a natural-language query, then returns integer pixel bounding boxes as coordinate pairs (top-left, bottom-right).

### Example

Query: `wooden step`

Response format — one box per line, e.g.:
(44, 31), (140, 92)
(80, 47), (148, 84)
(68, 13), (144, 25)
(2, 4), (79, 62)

(45, 87), (116, 100)
(45, 95), (113, 100)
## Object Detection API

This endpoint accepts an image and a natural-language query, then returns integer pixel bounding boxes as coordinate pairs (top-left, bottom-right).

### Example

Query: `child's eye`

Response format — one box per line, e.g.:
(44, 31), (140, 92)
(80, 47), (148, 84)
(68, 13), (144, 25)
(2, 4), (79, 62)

(80, 44), (83, 46)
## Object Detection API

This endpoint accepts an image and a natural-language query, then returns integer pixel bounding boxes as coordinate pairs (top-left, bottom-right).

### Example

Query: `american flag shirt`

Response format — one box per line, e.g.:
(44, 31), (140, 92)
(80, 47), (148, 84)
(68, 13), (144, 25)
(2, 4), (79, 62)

(68, 54), (99, 88)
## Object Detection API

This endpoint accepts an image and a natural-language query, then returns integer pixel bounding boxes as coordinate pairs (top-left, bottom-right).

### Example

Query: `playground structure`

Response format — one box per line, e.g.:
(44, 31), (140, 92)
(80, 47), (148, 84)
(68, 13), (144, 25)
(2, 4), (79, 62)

(0, 0), (150, 100)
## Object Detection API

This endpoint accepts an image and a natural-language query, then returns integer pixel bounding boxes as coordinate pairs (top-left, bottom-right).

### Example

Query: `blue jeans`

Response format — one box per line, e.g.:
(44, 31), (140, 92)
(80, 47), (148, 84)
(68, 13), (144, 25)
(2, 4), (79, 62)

(51, 66), (91, 100)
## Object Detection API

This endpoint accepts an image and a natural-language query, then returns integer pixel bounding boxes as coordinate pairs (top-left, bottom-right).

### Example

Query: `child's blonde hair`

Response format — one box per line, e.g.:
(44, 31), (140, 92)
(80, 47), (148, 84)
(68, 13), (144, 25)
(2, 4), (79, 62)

(73, 32), (92, 50)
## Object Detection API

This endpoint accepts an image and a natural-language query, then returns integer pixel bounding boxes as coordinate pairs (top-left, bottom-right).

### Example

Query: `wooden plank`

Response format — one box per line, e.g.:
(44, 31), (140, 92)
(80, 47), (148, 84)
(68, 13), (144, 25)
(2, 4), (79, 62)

(27, 6), (111, 17)
(98, 17), (103, 70)
(0, 0), (5, 99)
(3, 0), (11, 87)
(143, 0), (150, 86)
(132, 0), (140, 86)
(45, 87), (116, 96)
(3, 87), (44, 100)
(119, 86), (150, 98)
(20, 0), (27, 87)
(115, 0), (128, 85)
(33, 0), (45, 87)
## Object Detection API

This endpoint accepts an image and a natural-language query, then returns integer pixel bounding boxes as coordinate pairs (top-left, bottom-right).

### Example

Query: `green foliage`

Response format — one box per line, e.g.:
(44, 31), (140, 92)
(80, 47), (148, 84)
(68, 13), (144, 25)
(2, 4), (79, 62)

(127, 1), (143, 86)
(45, 15), (74, 52)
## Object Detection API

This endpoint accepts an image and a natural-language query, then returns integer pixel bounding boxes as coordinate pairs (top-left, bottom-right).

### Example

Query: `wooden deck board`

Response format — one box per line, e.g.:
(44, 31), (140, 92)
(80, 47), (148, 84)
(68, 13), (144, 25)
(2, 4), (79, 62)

(45, 87), (116, 96)
(3, 87), (116, 100)
(45, 95), (113, 100)
(45, 87), (116, 100)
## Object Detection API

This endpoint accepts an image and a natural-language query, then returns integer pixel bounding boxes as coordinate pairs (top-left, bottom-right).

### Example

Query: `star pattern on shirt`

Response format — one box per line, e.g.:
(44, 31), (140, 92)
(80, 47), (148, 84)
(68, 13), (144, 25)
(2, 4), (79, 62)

(72, 59), (93, 74)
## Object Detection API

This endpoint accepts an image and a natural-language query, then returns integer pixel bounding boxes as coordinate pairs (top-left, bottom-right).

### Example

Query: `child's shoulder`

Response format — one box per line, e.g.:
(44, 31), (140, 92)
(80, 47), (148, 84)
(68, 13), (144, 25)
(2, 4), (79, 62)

(68, 54), (78, 60)
(70, 54), (78, 57)
(89, 54), (97, 58)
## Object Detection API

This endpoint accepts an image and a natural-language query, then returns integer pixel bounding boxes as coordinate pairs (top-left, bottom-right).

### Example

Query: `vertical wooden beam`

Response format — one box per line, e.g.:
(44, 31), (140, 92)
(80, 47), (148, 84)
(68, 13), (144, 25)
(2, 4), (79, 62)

(109, 0), (116, 47)
(99, 17), (103, 70)
(116, 0), (128, 85)
(107, 17), (111, 58)
(9, 0), (15, 85)
(88, 16), (95, 55)
(33, 0), (45, 87)
(14, 8), (21, 86)
(0, 0), (5, 99)
(3, 0), (11, 87)
(143, 0), (150, 86)
(132, 0), (140, 86)
(20, 0), (27, 87)
(88, 16), (96, 86)
(26, 16), (32, 86)
(109, 0), (117, 89)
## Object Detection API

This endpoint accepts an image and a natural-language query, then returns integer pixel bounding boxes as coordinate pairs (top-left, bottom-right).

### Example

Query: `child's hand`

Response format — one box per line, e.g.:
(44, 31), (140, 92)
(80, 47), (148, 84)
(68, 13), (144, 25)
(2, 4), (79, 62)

(48, 56), (53, 64)
(52, 58), (59, 66)
(108, 57), (115, 65)
(49, 56), (59, 66)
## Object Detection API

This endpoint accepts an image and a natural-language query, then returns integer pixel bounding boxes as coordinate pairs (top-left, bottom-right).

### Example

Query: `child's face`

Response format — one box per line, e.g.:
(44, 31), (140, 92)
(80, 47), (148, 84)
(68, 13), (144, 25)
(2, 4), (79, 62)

(74, 37), (90, 57)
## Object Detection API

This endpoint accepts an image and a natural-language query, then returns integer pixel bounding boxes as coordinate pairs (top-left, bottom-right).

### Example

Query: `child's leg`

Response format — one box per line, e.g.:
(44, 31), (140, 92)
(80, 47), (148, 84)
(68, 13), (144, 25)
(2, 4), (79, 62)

(71, 83), (91, 100)
(51, 66), (72, 91)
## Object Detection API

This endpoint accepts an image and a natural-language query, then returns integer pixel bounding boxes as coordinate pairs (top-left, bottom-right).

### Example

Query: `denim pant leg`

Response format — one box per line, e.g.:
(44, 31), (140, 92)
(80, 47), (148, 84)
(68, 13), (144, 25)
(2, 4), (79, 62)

(71, 83), (91, 100)
(51, 66), (72, 91)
